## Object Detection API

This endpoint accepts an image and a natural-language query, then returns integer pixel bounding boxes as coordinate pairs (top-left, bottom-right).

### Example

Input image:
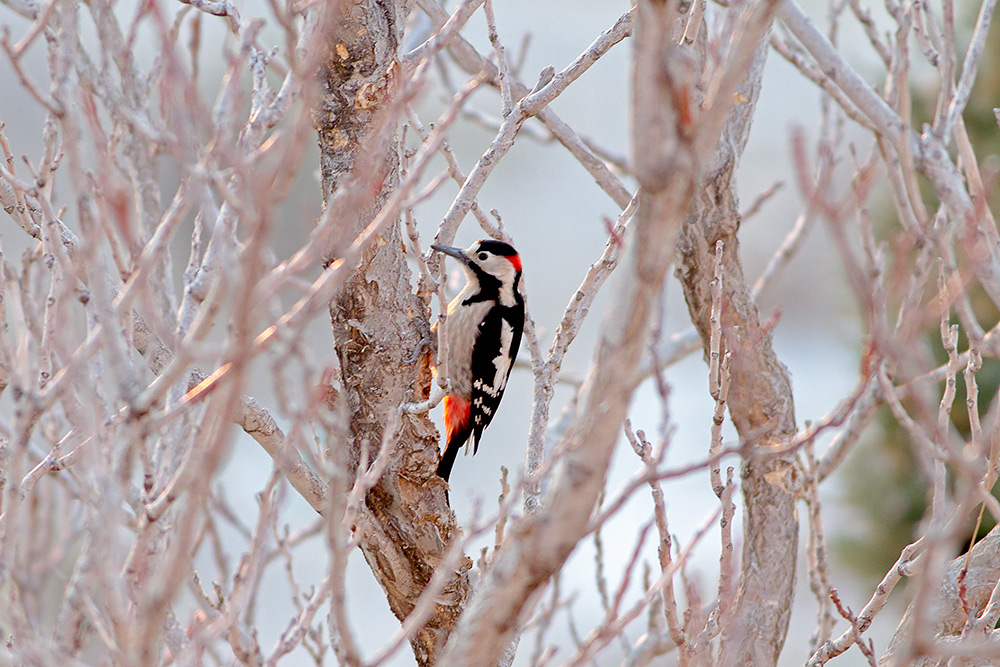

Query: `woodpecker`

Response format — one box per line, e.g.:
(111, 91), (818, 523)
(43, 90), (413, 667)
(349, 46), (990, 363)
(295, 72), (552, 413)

(430, 240), (524, 482)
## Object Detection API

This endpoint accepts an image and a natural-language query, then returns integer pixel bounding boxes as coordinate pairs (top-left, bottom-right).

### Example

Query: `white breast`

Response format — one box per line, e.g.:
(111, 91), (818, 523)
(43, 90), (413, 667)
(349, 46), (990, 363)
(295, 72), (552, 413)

(440, 291), (491, 397)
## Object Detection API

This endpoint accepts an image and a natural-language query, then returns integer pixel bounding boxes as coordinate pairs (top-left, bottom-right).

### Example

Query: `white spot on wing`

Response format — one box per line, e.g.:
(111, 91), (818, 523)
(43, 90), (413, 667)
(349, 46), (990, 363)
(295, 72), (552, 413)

(491, 320), (514, 393)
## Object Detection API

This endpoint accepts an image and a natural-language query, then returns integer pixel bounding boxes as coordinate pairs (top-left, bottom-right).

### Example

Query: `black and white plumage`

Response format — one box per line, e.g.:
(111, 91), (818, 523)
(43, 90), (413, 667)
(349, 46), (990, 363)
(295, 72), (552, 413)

(431, 240), (524, 483)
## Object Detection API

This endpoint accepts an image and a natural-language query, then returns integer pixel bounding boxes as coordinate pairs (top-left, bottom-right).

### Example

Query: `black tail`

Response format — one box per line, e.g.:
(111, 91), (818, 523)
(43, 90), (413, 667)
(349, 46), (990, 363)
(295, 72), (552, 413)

(436, 440), (460, 482)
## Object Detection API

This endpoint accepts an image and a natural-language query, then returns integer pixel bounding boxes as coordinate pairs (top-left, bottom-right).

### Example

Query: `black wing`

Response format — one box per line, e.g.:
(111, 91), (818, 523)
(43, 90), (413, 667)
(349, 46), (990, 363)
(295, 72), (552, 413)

(469, 300), (524, 453)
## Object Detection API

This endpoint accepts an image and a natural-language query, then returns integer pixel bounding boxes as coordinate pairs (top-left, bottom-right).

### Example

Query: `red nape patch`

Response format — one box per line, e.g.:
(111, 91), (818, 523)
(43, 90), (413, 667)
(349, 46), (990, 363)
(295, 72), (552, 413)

(443, 394), (471, 442)
(506, 254), (522, 273)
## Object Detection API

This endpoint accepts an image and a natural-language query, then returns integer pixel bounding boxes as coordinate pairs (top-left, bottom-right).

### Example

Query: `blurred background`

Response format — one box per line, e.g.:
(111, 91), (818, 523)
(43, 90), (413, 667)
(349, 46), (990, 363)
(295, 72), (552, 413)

(2, 0), (997, 664)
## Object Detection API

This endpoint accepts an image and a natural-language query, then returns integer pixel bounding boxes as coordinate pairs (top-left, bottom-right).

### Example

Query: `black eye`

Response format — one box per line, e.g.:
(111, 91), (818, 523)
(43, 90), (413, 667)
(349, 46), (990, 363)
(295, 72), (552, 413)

(477, 252), (489, 261)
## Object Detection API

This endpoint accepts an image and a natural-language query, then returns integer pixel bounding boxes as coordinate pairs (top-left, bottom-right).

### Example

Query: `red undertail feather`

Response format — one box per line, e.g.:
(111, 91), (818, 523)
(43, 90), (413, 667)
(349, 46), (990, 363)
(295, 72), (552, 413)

(443, 394), (471, 444)
(439, 394), (472, 483)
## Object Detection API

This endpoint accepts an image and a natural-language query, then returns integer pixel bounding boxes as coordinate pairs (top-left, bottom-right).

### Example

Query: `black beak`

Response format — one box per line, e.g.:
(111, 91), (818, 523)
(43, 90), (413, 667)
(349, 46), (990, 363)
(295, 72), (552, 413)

(430, 244), (468, 263)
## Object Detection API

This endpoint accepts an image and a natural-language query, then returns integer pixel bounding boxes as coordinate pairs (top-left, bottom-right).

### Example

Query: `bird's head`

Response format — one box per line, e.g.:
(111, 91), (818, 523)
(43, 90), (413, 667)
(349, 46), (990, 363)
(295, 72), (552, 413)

(431, 239), (521, 287)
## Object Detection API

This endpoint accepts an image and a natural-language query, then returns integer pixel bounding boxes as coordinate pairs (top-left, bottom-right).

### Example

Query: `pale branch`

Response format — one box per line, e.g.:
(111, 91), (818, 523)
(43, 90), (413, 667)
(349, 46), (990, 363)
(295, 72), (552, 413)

(523, 195), (638, 513)
(777, 1), (904, 143)
(829, 590), (878, 667)
(481, 0), (513, 116)
(431, 8), (634, 246)
(402, 104), (512, 243)
(177, 0), (238, 20)
(937, 0), (997, 140)
(0, 0), (37, 20)
(401, 0), (485, 67)
(803, 446), (836, 654)
(807, 540), (923, 665)
(816, 383), (879, 481)
(846, 0), (891, 65)
(400, 385), (447, 414)
(265, 575), (335, 665)
(624, 424), (685, 654)
(415, 0), (634, 209)
(692, 467), (737, 658)
(693, 0), (780, 163)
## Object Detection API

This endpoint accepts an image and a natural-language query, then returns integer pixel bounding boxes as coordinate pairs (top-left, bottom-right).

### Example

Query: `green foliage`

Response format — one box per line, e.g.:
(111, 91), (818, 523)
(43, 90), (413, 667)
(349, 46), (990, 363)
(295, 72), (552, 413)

(835, 412), (927, 578)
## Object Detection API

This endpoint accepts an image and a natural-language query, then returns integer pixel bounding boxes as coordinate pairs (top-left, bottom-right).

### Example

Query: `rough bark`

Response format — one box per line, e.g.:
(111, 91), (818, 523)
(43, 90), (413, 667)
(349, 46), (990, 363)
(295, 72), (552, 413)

(881, 526), (1000, 667)
(675, 36), (799, 667)
(316, 2), (471, 663)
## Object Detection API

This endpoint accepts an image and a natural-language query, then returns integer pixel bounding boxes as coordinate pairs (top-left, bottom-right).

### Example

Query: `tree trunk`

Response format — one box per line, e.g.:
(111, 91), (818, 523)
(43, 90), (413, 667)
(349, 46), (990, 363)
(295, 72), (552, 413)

(881, 526), (1000, 667)
(315, 1), (471, 663)
(675, 36), (799, 667)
